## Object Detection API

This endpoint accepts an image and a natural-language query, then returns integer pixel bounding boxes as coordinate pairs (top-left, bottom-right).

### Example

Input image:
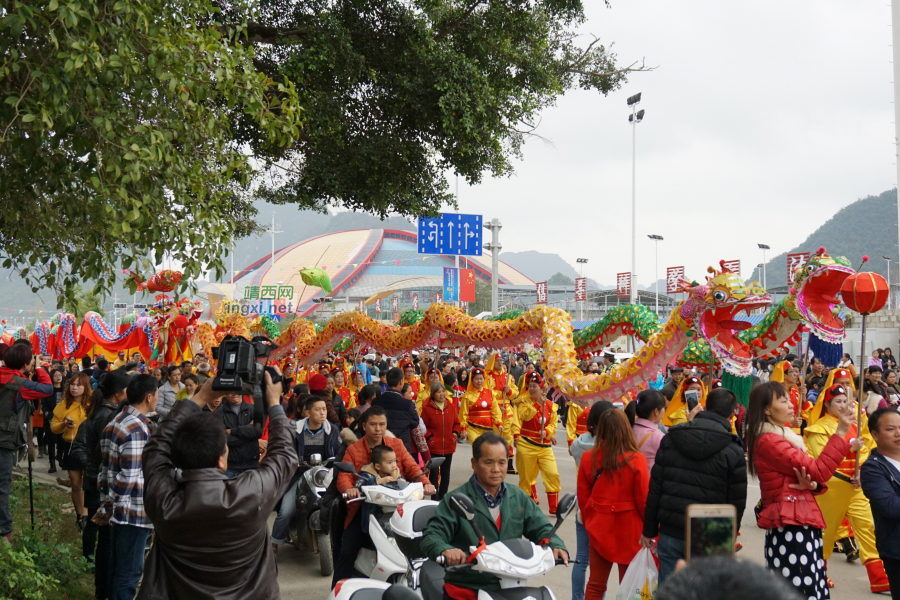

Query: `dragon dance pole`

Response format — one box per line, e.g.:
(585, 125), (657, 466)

(855, 314), (867, 479)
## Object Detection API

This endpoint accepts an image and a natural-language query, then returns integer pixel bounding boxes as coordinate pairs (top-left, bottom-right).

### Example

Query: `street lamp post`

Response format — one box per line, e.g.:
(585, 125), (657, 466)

(757, 263), (764, 284)
(576, 258), (588, 321)
(885, 256), (893, 310)
(627, 93), (644, 307)
(757, 244), (770, 289)
(647, 235), (663, 316)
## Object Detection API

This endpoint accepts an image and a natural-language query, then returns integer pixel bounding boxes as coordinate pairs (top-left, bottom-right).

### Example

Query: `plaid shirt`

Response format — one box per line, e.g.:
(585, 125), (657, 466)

(99, 405), (153, 528)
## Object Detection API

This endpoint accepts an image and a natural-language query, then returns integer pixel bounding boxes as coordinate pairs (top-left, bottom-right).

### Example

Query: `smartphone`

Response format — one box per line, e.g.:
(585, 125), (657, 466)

(685, 504), (736, 562)
(685, 390), (699, 412)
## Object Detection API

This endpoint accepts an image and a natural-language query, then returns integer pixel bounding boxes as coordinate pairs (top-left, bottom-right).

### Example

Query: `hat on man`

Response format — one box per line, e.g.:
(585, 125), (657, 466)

(309, 374), (328, 392)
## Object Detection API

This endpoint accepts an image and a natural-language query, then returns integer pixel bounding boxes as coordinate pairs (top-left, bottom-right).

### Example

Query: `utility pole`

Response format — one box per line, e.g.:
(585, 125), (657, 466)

(267, 213), (283, 288)
(885, 256), (893, 310)
(483, 219), (502, 316)
(648, 235), (663, 316)
(627, 93), (645, 306)
(758, 244), (770, 289)
(892, 0), (900, 295)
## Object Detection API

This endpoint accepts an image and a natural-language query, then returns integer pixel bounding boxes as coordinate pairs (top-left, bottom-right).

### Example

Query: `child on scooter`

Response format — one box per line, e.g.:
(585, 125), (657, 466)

(357, 445), (406, 532)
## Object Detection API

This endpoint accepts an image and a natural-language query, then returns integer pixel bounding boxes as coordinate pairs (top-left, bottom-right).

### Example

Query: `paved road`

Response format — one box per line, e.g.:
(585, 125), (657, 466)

(274, 431), (877, 600)
(15, 435), (874, 600)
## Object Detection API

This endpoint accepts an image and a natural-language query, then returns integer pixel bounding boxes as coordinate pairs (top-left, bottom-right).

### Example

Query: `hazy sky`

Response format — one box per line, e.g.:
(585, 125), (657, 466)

(449, 0), (897, 288)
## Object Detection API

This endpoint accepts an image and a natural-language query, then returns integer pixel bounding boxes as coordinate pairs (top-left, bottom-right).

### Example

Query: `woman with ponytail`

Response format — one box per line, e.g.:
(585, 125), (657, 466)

(625, 389), (667, 471)
(51, 371), (92, 530)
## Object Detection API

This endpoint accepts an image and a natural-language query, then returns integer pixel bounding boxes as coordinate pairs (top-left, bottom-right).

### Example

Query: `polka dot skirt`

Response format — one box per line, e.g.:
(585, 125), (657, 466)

(765, 526), (829, 600)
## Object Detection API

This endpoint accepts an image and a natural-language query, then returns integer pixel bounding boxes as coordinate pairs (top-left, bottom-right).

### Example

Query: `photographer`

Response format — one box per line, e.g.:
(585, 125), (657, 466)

(139, 369), (297, 599)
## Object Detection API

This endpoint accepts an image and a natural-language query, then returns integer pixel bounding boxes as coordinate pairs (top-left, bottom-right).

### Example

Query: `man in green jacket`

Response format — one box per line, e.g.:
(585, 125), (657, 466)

(421, 432), (568, 599)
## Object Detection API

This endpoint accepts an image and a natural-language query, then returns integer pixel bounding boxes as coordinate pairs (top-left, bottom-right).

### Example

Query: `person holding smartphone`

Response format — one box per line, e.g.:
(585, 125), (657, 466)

(662, 376), (706, 427)
(746, 381), (862, 600)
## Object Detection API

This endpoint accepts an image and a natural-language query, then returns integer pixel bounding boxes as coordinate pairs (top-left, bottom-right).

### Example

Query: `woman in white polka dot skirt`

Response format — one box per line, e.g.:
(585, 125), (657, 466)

(745, 382), (863, 600)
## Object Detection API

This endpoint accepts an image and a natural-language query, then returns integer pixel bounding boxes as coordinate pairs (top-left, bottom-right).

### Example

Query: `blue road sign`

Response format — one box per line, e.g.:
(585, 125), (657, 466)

(418, 213), (483, 256)
(443, 268), (459, 302)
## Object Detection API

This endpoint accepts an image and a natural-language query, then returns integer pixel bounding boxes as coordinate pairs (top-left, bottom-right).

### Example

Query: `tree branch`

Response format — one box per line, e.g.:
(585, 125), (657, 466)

(434, 0), (485, 41)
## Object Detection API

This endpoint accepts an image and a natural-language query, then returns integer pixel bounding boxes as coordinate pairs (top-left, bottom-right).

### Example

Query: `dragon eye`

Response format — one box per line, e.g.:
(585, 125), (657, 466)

(713, 290), (727, 302)
(807, 265), (817, 273)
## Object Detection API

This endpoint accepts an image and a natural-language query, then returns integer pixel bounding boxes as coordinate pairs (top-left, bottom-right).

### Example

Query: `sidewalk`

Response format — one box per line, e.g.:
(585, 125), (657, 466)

(12, 451), (73, 491)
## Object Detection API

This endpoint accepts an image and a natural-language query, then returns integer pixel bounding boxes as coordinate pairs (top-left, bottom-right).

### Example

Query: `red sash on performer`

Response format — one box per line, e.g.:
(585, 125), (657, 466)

(468, 389), (495, 429)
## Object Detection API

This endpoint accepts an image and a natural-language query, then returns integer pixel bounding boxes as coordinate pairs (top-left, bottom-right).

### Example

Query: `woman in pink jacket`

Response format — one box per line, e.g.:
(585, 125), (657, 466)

(745, 381), (862, 600)
(625, 389), (667, 471)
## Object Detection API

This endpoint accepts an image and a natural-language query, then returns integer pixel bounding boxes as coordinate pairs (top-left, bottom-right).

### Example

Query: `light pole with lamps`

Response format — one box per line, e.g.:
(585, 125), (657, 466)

(756, 263), (764, 284)
(647, 235), (663, 315)
(885, 256), (893, 310)
(576, 258), (588, 321)
(627, 93), (644, 307)
(757, 244), (770, 289)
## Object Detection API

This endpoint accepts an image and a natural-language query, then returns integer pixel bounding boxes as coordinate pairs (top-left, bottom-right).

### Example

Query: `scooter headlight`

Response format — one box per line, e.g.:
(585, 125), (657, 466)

(370, 492), (402, 506)
(312, 468), (328, 487)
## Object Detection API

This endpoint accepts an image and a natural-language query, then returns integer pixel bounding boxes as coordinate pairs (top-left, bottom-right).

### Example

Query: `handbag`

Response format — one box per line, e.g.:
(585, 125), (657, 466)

(616, 547), (658, 600)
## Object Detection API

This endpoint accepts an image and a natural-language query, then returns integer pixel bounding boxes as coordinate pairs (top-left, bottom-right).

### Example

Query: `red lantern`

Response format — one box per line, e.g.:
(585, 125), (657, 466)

(841, 272), (889, 315)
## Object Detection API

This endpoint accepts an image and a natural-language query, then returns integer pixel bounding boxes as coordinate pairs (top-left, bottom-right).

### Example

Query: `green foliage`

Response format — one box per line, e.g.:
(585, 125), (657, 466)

(399, 309), (425, 326)
(62, 286), (106, 320)
(0, 541), (57, 600)
(487, 309), (525, 321)
(244, 0), (630, 216)
(547, 272), (574, 286)
(469, 278), (493, 315)
(0, 0), (302, 306)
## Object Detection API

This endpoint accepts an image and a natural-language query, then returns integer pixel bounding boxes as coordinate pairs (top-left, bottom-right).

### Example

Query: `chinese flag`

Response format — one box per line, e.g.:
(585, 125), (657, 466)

(459, 269), (476, 302)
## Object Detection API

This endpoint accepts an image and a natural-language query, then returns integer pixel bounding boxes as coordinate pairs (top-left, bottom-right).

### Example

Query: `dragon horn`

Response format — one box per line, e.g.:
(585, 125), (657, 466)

(857, 255), (869, 271)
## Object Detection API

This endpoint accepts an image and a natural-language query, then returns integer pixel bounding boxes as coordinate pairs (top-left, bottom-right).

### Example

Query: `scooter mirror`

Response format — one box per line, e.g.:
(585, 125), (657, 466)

(333, 462), (358, 475)
(448, 494), (476, 522)
(555, 493), (577, 521)
(309, 453), (322, 466)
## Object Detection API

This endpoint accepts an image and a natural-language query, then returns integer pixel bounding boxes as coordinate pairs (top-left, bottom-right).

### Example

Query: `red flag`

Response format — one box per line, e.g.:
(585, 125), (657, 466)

(459, 269), (476, 302)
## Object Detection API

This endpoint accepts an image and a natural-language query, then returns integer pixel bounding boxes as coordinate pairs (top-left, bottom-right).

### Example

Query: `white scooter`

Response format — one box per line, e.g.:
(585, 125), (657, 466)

(333, 458), (445, 583)
(329, 490), (576, 600)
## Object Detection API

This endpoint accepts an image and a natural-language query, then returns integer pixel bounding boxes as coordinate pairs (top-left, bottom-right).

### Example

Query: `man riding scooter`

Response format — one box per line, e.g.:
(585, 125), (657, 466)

(333, 405), (435, 587)
(421, 432), (568, 600)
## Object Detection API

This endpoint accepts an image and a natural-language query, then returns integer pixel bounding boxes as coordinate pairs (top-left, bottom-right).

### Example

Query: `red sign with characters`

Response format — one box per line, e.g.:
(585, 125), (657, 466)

(666, 266), (684, 294)
(722, 260), (740, 276)
(575, 277), (586, 302)
(536, 282), (548, 304)
(413, 293), (419, 310)
(787, 252), (810, 282)
(617, 272), (631, 298)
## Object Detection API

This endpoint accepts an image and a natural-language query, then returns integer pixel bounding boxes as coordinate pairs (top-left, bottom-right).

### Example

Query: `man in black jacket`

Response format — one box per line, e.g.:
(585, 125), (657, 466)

(219, 393), (262, 477)
(372, 367), (419, 454)
(641, 387), (747, 585)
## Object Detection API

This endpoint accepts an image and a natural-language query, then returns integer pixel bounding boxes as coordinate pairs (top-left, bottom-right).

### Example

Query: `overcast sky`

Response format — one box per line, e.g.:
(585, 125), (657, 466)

(448, 0), (897, 288)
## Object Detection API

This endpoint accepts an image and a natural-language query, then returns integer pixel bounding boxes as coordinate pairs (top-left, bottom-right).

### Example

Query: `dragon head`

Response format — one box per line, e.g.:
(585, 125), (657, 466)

(790, 248), (854, 343)
(681, 261), (772, 376)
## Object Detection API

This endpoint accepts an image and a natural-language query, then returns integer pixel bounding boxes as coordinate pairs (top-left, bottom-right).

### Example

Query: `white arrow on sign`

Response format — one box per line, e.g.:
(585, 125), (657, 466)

(463, 223), (474, 249)
(447, 222), (454, 249)
(428, 222), (439, 243)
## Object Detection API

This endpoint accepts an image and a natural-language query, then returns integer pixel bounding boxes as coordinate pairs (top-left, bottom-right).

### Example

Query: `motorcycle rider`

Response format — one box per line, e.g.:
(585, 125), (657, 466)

(422, 432), (568, 600)
(271, 396), (342, 552)
(333, 405), (435, 587)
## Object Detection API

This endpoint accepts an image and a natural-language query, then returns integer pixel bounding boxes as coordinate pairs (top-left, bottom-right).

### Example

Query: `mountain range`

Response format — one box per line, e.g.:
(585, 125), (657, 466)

(2, 189), (897, 317)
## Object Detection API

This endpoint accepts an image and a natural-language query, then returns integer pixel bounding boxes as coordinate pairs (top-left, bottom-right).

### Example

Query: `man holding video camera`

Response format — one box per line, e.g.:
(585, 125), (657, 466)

(138, 366), (297, 599)
(640, 387), (748, 585)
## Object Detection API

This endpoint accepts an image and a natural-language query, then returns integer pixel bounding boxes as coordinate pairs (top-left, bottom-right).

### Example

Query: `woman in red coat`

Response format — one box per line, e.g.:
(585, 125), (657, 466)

(746, 381), (863, 600)
(577, 408), (649, 600)
(420, 381), (461, 501)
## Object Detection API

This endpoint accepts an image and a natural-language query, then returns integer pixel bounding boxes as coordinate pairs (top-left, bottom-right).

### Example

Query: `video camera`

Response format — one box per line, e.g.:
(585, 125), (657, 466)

(212, 335), (281, 425)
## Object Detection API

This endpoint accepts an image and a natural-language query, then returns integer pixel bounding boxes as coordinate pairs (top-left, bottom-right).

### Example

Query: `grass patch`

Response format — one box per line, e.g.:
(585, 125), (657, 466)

(4, 475), (94, 600)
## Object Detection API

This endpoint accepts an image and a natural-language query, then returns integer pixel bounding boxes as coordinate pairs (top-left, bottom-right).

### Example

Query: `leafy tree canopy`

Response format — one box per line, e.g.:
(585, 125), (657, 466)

(1, 0), (634, 305)
(548, 271), (574, 286)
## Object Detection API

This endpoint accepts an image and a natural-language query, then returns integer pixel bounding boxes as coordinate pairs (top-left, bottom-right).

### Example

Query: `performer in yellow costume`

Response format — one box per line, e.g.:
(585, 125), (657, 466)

(662, 376), (706, 427)
(770, 360), (811, 433)
(485, 354), (519, 462)
(566, 401), (589, 447)
(400, 359), (423, 398)
(458, 367), (503, 444)
(804, 383), (890, 593)
(513, 372), (560, 513)
(417, 368), (443, 413)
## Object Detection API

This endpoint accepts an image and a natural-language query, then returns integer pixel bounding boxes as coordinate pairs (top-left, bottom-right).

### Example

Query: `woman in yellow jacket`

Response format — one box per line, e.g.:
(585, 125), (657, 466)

(458, 367), (503, 444)
(662, 376), (706, 427)
(416, 368), (443, 413)
(803, 383), (890, 593)
(50, 372), (92, 530)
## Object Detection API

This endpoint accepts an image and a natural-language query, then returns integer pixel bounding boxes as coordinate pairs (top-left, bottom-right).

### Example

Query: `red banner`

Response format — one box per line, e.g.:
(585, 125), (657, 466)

(666, 266), (684, 294)
(392, 296), (399, 312)
(459, 269), (476, 302)
(787, 252), (810, 282)
(722, 260), (740, 276)
(536, 282), (548, 304)
(375, 298), (382, 313)
(617, 273), (631, 298)
(412, 293), (419, 310)
(358, 299), (365, 312)
(575, 277), (586, 302)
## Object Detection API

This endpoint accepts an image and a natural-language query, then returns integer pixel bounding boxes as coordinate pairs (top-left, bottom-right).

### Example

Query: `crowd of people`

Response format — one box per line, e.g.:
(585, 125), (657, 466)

(4, 337), (900, 600)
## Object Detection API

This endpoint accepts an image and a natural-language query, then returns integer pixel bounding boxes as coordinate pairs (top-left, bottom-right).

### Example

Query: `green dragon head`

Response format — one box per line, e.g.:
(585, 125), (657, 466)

(789, 248), (854, 343)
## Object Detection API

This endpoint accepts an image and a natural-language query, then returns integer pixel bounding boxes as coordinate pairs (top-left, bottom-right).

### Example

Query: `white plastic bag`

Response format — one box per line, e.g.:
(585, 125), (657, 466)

(616, 547), (658, 600)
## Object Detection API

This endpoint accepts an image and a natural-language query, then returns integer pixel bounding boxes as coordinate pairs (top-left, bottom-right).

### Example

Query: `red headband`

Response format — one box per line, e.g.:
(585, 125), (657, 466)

(824, 383), (848, 402)
(526, 372), (544, 387)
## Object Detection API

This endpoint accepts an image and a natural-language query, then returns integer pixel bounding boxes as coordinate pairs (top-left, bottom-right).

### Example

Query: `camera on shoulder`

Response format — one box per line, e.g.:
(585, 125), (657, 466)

(211, 336), (282, 425)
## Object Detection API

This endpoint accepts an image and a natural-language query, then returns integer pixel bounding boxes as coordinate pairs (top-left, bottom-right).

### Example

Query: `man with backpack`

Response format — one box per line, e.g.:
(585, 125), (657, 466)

(0, 341), (53, 542)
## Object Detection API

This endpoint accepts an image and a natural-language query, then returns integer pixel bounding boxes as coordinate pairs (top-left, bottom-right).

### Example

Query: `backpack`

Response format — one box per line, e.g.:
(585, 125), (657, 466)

(0, 376), (29, 451)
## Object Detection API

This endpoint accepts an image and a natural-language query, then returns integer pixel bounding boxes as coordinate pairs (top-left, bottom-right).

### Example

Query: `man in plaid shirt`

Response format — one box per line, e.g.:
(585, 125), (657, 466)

(97, 374), (158, 600)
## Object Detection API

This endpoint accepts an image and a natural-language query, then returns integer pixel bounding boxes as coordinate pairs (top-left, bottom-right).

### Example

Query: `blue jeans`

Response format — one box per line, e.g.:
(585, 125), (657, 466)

(657, 533), (684, 586)
(271, 479), (298, 544)
(572, 518), (590, 600)
(0, 448), (14, 536)
(108, 523), (151, 600)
